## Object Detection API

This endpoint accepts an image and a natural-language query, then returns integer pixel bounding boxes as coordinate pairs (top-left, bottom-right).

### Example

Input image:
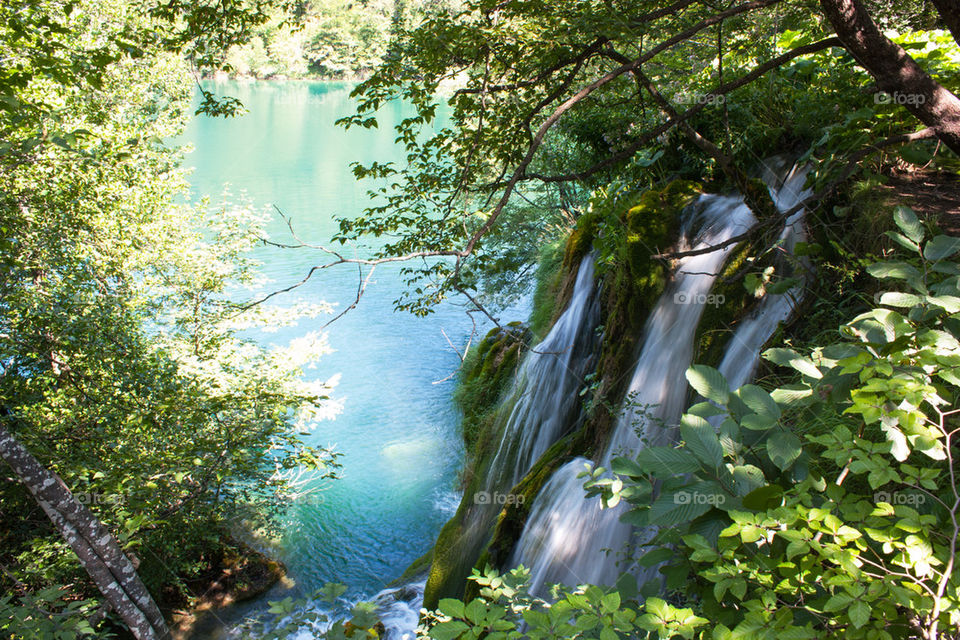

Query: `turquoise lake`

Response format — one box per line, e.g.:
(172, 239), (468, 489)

(181, 80), (514, 632)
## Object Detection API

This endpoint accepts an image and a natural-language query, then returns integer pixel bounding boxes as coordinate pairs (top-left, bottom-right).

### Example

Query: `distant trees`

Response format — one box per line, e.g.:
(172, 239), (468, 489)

(223, 0), (460, 79)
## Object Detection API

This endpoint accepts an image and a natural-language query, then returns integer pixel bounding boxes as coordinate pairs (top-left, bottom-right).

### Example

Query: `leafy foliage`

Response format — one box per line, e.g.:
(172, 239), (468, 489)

(577, 207), (960, 638)
(331, 0), (960, 315)
(0, 0), (342, 634)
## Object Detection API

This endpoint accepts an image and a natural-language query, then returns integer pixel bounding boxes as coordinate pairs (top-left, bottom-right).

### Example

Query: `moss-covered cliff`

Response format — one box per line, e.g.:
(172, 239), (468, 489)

(416, 178), (800, 608)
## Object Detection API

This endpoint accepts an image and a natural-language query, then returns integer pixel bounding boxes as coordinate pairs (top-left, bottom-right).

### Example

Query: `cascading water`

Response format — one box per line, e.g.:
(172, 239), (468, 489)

(371, 581), (425, 640)
(485, 254), (601, 491)
(718, 165), (811, 390)
(369, 254), (602, 638)
(513, 169), (812, 596)
(511, 195), (756, 593)
(375, 166), (811, 638)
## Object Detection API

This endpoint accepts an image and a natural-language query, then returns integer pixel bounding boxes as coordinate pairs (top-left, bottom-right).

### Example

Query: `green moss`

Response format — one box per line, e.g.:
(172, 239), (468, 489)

(740, 177), (780, 222)
(454, 323), (530, 453)
(529, 234), (580, 339)
(563, 210), (600, 269)
(422, 441), (505, 608)
(579, 180), (698, 449)
(390, 548), (434, 586)
(692, 240), (756, 368)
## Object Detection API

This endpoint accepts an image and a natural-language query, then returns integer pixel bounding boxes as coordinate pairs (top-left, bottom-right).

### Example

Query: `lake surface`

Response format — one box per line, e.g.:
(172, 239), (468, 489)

(181, 80), (509, 633)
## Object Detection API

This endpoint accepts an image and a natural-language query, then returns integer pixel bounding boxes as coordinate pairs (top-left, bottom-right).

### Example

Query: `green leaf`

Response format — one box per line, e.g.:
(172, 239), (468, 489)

(600, 591), (621, 612)
(430, 620), (470, 640)
(680, 415), (724, 469)
(866, 260), (922, 284)
(878, 292), (922, 308)
(893, 206), (924, 243)
(763, 348), (823, 379)
(766, 431), (803, 470)
(438, 598), (464, 619)
(634, 447), (701, 476)
(738, 385), (780, 420)
(686, 365), (729, 405)
(742, 484), (784, 510)
(610, 457), (647, 478)
(770, 385), (815, 408)
(647, 491), (713, 526)
(741, 412), (776, 431)
(317, 582), (347, 603)
(848, 600), (870, 628)
(923, 235), (960, 261)
(464, 599), (486, 624)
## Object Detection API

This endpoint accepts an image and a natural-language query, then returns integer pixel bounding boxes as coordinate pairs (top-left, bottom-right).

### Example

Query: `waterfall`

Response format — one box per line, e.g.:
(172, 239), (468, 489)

(718, 165), (810, 390)
(358, 255), (602, 640)
(513, 170), (811, 595)
(373, 167), (811, 639)
(484, 254), (601, 492)
(511, 195), (756, 593)
(373, 581), (425, 640)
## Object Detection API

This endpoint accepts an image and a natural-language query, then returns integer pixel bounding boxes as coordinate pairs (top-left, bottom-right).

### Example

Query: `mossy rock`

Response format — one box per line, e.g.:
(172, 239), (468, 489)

(423, 231), (594, 609)
(390, 547), (434, 587)
(461, 427), (602, 602)
(531, 234), (580, 339)
(455, 322), (530, 454)
(577, 180), (698, 451)
(692, 240), (756, 368)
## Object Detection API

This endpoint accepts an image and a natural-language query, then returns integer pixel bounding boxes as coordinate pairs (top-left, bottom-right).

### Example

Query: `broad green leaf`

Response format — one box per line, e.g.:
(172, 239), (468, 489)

(742, 484), (784, 510)
(767, 430), (803, 470)
(610, 457), (647, 478)
(430, 620), (470, 640)
(634, 447), (701, 475)
(738, 385), (781, 420)
(680, 415), (724, 469)
(686, 365), (729, 405)
(866, 260), (922, 285)
(647, 491), (713, 526)
(848, 600), (870, 628)
(893, 206), (923, 243)
(764, 348), (823, 379)
(878, 291), (922, 308)
(923, 235), (960, 261)
(438, 598), (464, 619)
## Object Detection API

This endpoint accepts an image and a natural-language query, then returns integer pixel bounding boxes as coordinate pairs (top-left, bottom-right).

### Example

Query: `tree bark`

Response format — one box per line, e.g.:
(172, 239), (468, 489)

(0, 418), (169, 640)
(820, 0), (960, 155)
(931, 0), (960, 46)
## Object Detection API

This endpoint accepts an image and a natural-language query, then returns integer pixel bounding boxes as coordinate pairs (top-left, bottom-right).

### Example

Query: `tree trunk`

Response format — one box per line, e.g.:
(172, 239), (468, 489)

(931, 0), (960, 46)
(0, 418), (169, 640)
(820, 0), (960, 155)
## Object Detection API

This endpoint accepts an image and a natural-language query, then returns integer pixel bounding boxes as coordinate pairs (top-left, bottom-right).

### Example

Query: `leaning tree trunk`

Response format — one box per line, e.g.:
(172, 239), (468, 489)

(0, 418), (169, 640)
(820, 0), (960, 155)
(931, 0), (960, 46)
